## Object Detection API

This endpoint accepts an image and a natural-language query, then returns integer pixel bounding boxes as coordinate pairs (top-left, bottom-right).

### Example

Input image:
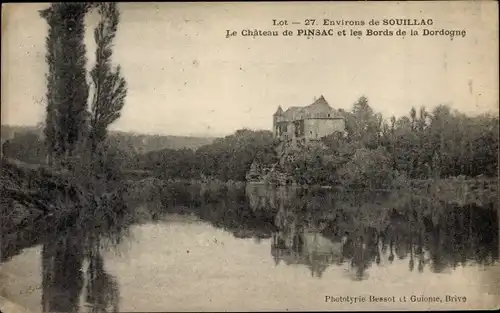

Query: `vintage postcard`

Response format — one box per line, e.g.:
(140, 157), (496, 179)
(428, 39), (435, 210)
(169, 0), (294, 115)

(1, 1), (499, 312)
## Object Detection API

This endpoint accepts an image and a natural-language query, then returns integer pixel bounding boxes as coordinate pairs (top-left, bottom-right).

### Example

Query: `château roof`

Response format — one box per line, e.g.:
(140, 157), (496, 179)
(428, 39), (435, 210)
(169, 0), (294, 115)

(277, 95), (341, 121)
(310, 95), (330, 107)
(282, 107), (303, 119)
(273, 106), (284, 116)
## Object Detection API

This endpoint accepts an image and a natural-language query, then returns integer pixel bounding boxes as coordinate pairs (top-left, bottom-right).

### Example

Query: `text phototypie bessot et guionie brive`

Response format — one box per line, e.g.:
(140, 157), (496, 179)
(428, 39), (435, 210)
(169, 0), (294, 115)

(228, 18), (467, 39)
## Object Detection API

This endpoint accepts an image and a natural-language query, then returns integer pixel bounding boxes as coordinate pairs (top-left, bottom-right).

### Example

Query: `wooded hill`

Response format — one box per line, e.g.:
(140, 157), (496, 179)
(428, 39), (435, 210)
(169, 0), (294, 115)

(1, 125), (216, 155)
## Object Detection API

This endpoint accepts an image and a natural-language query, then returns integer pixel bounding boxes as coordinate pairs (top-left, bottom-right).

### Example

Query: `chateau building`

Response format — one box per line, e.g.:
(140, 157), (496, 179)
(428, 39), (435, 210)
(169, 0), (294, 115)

(273, 95), (346, 144)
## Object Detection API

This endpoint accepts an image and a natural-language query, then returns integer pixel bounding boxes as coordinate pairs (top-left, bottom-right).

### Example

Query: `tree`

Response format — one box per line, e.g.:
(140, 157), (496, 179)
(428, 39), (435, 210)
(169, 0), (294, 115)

(194, 129), (276, 181)
(39, 7), (58, 166)
(39, 3), (91, 167)
(345, 96), (383, 149)
(337, 147), (393, 189)
(287, 144), (341, 186)
(89, 3), (127, 155)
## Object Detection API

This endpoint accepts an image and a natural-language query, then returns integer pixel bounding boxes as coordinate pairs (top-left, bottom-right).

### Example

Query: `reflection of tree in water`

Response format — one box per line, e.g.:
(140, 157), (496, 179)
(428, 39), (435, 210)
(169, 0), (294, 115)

(157, 183), (278, 240)
(243, 185), (499, 280)
(270, 188), (346, 278)
(42, 228), (84, 313)
(422, 202), (498, 273)
(40, 205), (130, 313)
(152, 183), (498, 280)
(200, 187), (276, 240)
(340, 229), (381, 280)
(84, 235), (120, 313)
(271, 230), (343, 278)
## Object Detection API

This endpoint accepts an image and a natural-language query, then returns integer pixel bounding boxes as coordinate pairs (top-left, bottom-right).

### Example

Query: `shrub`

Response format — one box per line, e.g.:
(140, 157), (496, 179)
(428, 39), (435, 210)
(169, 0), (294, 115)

(338, 147), (394, 189)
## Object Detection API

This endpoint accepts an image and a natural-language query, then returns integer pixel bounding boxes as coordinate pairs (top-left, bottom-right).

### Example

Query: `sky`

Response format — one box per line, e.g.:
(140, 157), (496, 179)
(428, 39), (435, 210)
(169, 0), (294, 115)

(1, 2), (498, 137)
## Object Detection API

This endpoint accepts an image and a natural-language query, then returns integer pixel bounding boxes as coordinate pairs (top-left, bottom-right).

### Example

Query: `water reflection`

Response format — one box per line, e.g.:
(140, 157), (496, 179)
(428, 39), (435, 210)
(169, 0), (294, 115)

(1, 182), (498, 312)
(151, 183), (498, 280)
(84, 235), (120, 313)
(38, 217), (127, 313)
(248, 185), (498, 279)
(30, 197), (131, 313)
(41, 228), (84, 313)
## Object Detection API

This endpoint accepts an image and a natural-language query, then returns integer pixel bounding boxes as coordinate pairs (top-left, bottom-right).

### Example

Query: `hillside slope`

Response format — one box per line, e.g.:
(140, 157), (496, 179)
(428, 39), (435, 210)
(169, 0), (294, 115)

(1, 125), (216, 153)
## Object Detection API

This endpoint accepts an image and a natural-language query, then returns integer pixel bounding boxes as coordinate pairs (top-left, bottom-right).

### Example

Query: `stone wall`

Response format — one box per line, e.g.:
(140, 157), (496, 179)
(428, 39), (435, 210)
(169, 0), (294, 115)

(303, 118), (345, 140)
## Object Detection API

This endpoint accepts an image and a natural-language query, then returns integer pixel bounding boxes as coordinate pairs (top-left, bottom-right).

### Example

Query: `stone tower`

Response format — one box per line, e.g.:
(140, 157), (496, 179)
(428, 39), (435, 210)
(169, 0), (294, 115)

(273, 106), (284, 137)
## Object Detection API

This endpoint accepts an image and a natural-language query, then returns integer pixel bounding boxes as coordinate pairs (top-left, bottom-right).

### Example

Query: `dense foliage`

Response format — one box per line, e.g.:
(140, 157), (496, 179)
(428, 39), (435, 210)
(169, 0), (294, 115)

(196, 129), (277, 181)
(134, 129), (277, 181)
(2, 132), (46, 164)
(39, 3), (90, 165)
(325, 98), (498, 188)
(89, 3), (127, 155)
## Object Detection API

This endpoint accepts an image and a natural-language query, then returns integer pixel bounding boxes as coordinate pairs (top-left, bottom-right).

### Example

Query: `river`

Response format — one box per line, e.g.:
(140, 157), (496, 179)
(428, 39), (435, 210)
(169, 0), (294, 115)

(1, 183), (499, 311)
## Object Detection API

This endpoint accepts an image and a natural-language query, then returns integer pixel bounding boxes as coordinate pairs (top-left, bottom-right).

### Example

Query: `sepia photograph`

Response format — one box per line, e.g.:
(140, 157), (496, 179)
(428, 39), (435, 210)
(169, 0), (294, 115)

(1, 1), (499, 312)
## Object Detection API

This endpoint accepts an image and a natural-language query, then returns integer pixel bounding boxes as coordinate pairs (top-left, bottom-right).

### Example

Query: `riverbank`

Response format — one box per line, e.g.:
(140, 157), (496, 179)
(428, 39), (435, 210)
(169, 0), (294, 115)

(2, 157), (498, 252)
(124, 174), (498, 207)
(0, 158), (130, 251)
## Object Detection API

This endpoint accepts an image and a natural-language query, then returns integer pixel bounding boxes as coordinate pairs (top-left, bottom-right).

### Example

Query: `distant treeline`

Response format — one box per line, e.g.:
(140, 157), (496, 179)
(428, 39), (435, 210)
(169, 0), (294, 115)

(1, 126), (214, 157)
(2, 97), (498, 188)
